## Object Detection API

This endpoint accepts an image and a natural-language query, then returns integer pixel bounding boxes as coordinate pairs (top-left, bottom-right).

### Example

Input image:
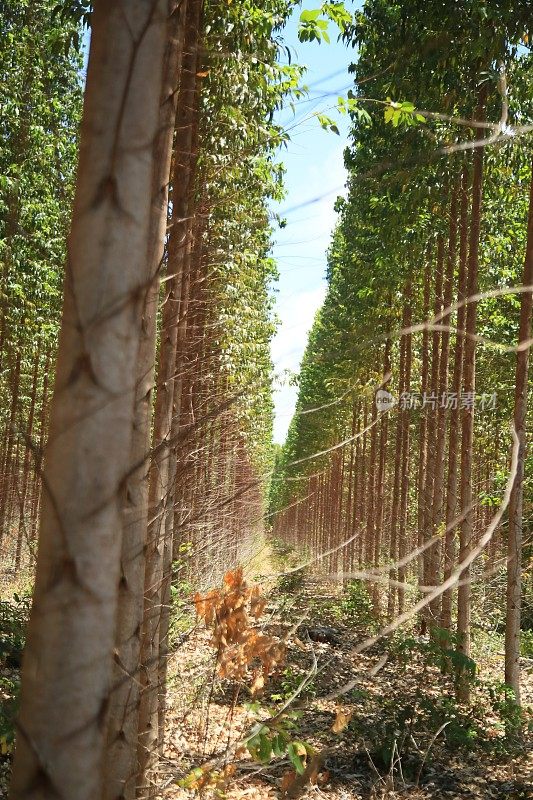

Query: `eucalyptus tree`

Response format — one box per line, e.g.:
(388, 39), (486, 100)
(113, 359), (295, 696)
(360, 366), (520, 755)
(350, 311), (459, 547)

(271, 0), (532, 708)
(10, 4), (170, 798)
(0, 0), (82, 557)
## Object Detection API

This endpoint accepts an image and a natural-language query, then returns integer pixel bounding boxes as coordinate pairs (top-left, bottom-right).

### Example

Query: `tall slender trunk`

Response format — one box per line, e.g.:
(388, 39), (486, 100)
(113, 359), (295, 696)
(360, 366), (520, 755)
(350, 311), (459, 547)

(397, 287), (412, 614)
(424, 237), (444, 631)
(504, 164), (533, 703)
(137, 2), (202, 793)
(0, 351), (22, 545)
(417, 261), (431, 625)
(388, 333), (405, 618)
(30, 353), (51, 543)
(441, 166), (470, 632)
(457, 127), (484, 703)
(10, 4), (169, 798)
(365, 400), (378, 571)
(430, 186), (458, 623)
(16, 347), (40, 568)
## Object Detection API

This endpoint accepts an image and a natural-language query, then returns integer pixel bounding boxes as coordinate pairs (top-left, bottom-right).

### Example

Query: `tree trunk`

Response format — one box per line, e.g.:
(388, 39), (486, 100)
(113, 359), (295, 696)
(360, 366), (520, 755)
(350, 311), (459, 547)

(16, 347), (41, 568)
(457, 134), (484, 703)
(417, 260), (431, 628)
(10, 4), (168, 798)
(103, 5), (185, 799)
(441, 166), (470, 632)
(504, 163), (533, 703)
(424, 237), (444, 631)
(137, 1), (202, 793)
(430, 186), (458, 623)
(397, 287), (412, 614)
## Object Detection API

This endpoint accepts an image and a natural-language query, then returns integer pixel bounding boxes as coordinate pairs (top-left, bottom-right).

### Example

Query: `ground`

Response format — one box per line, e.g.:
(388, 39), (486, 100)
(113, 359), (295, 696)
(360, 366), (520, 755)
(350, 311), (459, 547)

(161, 580), (532, 800)
(1, 577), (531, 799)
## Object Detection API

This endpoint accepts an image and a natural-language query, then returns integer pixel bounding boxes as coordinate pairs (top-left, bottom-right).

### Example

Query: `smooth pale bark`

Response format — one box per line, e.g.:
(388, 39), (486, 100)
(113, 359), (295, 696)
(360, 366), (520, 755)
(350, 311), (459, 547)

(9, 3), (168, 799)
(505, 164), (533, 703)
(103, 5), (185, 799)
(457, 140), (484, 703)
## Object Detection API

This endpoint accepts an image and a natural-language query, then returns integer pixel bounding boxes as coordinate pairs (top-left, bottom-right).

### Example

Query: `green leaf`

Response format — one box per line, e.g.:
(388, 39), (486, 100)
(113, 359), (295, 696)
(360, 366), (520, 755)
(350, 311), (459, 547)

(300, 9), (322, 22)
(272, 733), (287, 757)
(258, 733), (272, 763)
(287, 742), (306, 775)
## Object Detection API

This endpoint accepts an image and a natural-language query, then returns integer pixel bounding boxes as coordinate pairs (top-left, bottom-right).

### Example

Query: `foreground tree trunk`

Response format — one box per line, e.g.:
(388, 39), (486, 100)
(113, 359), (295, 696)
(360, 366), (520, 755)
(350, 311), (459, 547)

(103, 5), (185, 799)
(10, 4), (168, 798)
(505, 164), (533, 704)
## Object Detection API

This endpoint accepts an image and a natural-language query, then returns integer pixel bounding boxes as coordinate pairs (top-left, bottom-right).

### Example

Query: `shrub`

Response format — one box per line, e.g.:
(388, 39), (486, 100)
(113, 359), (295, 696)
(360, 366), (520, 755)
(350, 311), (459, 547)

(342, 579), (376, 628)
(0, 593), (30, 756)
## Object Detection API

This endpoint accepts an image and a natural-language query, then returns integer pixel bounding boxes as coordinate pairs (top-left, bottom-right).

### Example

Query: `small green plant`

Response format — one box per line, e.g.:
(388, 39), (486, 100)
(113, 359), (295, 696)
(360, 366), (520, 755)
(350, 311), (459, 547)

(271, 665), (316, 702)
(0, 593), (30, 669)
(342, 579), (375, 628)
(0, 675), (20, 756)
(271, 538), (306, 594)
(0, 593), (29, 757)
(391, 627), (477, 682)
(520, 629), (533, 658)
(247, 721), (312, 774)
(486, 681), (527, 745)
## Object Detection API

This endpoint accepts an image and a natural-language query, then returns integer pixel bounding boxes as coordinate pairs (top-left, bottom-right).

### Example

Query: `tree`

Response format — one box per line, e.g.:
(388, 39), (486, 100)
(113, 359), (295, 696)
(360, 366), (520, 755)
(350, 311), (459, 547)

(505, 163), (533, 704)
(10, 3), (170, 797)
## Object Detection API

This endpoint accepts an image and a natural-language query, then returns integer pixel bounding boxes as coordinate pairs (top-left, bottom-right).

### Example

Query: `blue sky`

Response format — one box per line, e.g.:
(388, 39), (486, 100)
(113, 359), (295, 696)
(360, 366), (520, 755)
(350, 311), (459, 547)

(270, 4), (358, 443)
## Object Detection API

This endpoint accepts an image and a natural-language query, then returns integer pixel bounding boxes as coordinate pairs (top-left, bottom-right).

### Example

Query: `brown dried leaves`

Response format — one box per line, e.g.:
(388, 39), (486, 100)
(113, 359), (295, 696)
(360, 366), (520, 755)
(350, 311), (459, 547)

(194, 568), (285, 696)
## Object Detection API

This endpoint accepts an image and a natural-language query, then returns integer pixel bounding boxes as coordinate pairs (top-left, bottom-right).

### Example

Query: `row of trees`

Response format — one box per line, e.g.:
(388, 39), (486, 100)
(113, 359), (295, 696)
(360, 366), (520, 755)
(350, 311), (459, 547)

(272, 0), (532, 705)
(1, 1), (302, 798)
(0, 2), (82, 567)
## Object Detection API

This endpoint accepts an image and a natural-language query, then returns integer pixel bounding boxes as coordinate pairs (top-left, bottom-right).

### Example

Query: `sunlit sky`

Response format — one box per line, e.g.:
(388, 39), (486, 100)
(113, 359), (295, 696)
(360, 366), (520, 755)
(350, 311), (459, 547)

(270, 5), (358, 444)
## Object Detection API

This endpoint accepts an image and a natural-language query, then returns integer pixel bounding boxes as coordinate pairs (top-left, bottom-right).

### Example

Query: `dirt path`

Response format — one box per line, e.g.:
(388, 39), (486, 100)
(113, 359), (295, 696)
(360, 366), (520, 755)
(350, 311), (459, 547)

(161, 582), (532, 799)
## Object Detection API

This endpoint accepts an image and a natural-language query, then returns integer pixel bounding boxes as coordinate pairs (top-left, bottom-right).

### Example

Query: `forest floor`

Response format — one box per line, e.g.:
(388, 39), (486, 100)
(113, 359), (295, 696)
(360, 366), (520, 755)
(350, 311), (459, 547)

(161, 580), (533, 800)
(1, 576), (532, 799)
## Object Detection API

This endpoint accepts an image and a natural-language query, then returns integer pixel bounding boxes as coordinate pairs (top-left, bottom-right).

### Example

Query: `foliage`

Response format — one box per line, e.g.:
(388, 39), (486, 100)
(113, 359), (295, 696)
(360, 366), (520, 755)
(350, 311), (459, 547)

(0, 675), (19, 757)
(271, 538), (307, 593)
(393, 627), (477, 681)
(0, 594), (30, 670)
(0, 593), (30, 756)
(342, 579), (376, 628)
(194, 568), (285, 694)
